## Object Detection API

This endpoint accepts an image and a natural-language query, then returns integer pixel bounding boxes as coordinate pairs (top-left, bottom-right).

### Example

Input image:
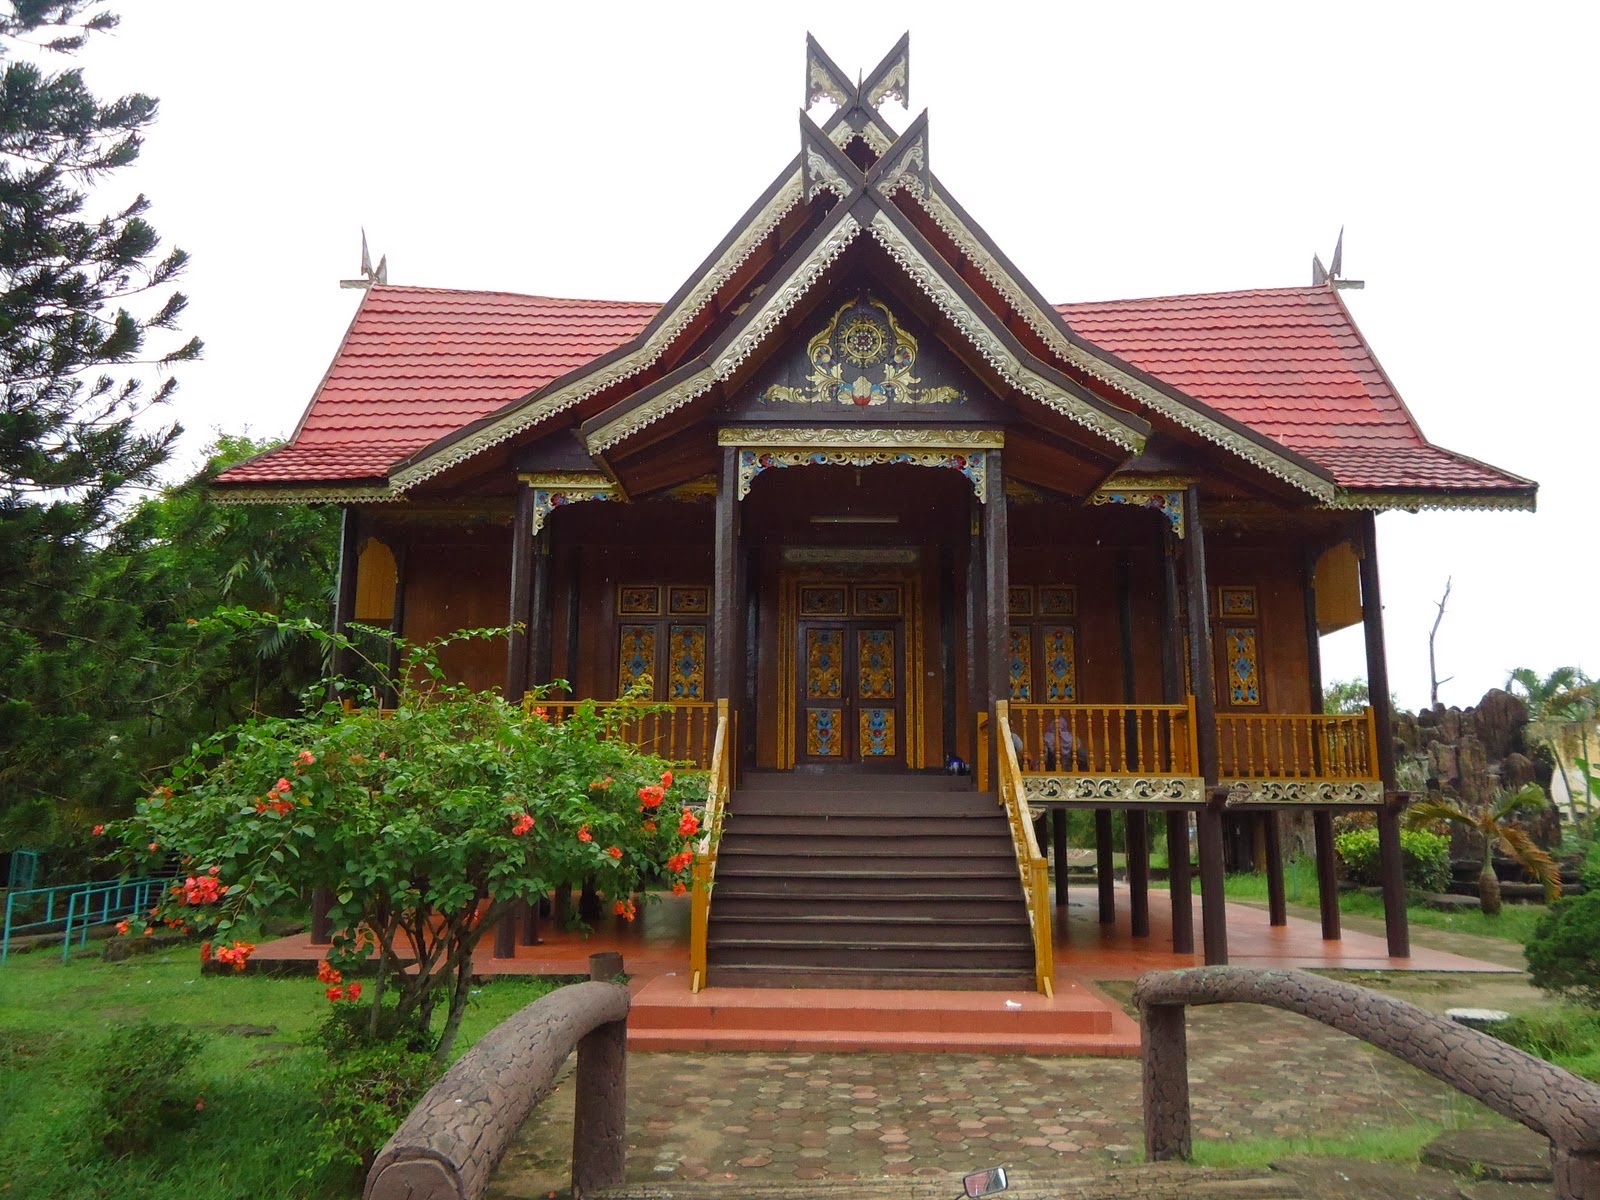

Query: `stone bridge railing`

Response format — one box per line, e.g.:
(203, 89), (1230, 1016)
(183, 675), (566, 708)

(365, 955), (629, 1200)
(1134, 966), (1600, 1200)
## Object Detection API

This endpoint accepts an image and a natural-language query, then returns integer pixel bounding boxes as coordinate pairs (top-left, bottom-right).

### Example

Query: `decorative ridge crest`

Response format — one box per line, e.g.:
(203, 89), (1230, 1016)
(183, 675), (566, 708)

(210, 484), (402, 506)
(1321, 490), (1538, 514)
(869, 111), (929, 200)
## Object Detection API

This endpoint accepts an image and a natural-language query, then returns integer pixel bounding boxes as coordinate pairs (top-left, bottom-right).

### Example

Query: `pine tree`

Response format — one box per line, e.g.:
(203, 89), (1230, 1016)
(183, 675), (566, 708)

(0, 1), (200, 855)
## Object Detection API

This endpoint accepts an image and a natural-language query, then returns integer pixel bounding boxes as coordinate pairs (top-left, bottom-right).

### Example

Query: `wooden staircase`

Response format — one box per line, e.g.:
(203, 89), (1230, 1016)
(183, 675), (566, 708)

(705, 772), (1035, 989)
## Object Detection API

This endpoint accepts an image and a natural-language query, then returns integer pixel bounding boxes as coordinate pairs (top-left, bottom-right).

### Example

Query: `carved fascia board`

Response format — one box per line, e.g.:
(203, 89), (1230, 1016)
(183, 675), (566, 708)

(805, 34), (854, 109)
(384, 169), (806, 494)
(909, 183), (1338, 503)
(802, 115), (861, 203)
(826, 110), (894, 155)
(863, 34), (910, 110)
(1224, 778), (1383, 807)
(1321, 490), (1537, 514)
(870, 113), (929, 201)
(211, 484), (400, 506)
(520, 473), (620, 534)
(865, 210), (1146, 454)
(1089, 473), (1192, 538)
(718, 426), (1000, 501)
(1024, 776), (1206, 806)
(584, 215), (864, 454)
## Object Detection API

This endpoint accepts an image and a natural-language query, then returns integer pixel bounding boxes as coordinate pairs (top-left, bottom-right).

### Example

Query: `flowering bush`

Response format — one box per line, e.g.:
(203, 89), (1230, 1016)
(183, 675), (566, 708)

(107, 620), (703, 1061)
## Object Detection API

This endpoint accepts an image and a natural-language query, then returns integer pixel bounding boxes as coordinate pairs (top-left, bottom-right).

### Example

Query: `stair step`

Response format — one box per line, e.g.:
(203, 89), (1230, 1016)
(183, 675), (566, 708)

(693, 964), (1039, 991)
(708, 944), (1033, 973)
(717, 838), (1014, 857)
(738, 772), (976, 793)
(709, 917), (1030, 945)
(628, 993), (1112, 1035)
(732, 795), (994, 817)
(725, 814), (1009, 836)
(719, 861), (1018, 880)
(712, 895), (1027, 919)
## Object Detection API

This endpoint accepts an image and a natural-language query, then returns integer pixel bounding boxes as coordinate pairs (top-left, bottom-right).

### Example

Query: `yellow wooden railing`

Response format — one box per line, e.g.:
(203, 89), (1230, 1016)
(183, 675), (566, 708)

(688, 698), (732, 994)
(532, 700), (716, 769)
(1217, 708), (1379, 781)
(994, 701), (1054, 997)
(1010, 701), (1198, 776)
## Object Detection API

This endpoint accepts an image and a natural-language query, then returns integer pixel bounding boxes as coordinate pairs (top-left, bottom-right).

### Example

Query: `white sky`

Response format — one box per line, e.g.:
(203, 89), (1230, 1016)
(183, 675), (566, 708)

(67, 1), (1598, 711)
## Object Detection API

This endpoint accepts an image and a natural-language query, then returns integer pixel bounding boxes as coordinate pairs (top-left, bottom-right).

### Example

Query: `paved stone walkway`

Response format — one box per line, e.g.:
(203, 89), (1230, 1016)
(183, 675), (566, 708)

(490, 994), (1514, 1198)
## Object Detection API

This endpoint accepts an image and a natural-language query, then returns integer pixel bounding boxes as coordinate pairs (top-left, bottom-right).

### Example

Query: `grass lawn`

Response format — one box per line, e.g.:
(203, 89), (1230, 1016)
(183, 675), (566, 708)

(0, 935), (565, 1199)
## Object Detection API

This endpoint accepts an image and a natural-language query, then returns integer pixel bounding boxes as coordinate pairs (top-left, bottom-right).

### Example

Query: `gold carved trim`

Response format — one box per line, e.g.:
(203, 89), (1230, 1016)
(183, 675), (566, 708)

(865, 211), (1147, 454)
(518, 471), (612, 489)
(1224, 779), (1383, 807)
(586, 215), (864, 455)
(911, 185), (1336, 501)
(212, 484), (401, 506)
(1088, 477), (1188, 538)
(735, 447), (989, 502)
(718, 426), (1002, 449)
(875, 133), (926, 199)
(528, 479), (620, 533)
(1321, 491), (1537, 514)
(388, 170), (806, 491)
(1024, 776), (1206, 805)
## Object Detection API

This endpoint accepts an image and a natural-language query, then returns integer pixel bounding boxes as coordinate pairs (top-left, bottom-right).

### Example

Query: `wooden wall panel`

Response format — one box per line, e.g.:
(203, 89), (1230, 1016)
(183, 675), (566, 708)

(1205, 540), (1315, 713)
(400, 534), (512, 693)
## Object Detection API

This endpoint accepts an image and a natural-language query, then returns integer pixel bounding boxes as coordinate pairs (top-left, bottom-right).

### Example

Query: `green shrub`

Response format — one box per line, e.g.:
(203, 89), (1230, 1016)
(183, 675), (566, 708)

(307, 1007), (437, 1184)
(1526, 890), (1600, 1009)
(82, 1020), (207, 1156)
(1333, 827), (1451, 894)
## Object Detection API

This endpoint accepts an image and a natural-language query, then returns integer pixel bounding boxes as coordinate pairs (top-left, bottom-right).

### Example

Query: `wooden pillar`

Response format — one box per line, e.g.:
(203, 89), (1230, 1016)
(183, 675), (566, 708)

(383, 542), (408, 708)
(1314, 809), (1342, 940)
(521, 895), (542, 946)
(1141, 1001), (1192, 1161)
(1359, 512), (1409, 959)
(1304, 545), (1340, 939)
(981, 451), (1009, 711)
(1165, 810), (1194, 954)
(1127, 810), (1151, 937)
(1160, 534), (1193, 953)
(1184, 484), (1227, 965)
(941, 546), (960, 766)
(310, 887), (332, 946)
(713, 448), (741, 702)
(531, 529), (554, 686)
(506, 486), (536, 701)
(1095, 809), (1116, 924)
(331, 506), (361, 684)
(1264, 812), (1287, 926)
(563, 546), (581, 697)
(1052, 808), (1069, 911)
(493, 902), (519, 959)
(965, 502), (983, 743)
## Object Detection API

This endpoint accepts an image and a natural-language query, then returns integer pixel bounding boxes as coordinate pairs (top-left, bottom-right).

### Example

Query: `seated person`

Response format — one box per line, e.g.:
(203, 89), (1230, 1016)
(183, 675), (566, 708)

(1043, 715), (1089, 771)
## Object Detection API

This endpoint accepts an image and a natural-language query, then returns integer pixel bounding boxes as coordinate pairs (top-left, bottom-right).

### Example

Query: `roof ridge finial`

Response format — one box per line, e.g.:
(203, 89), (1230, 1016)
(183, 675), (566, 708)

(1312, 226), (1364, 291)
(340, 228), (389, 290)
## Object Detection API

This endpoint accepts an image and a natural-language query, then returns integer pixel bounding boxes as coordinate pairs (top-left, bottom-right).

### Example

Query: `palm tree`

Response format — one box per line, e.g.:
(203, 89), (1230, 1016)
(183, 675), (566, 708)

(1507, 666), (1589, 820)
(1405, 785), (1561, 915)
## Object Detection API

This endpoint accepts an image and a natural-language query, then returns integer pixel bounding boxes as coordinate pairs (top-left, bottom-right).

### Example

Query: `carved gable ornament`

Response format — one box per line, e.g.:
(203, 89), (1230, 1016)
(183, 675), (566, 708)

(750, 296), (979, 411)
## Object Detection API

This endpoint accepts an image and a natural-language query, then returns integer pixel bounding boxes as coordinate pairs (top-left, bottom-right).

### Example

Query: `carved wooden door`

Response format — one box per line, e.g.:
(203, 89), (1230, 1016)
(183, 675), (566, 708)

(794, 583), (905, 766)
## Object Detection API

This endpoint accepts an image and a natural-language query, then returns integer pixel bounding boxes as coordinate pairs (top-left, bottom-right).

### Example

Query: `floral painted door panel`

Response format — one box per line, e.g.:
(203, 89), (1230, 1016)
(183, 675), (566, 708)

(795, 617), (904, 765)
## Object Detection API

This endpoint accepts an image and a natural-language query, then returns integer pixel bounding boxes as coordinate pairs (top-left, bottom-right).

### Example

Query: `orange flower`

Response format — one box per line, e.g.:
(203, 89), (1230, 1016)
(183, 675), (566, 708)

(326, 986), (343, 1002)
(612, 899), (636, 921)
(577, 824), (593, 843)
(510, 812), (535, 836)
(297, 750), (315, 765)
(638, 784), (664, 808)
(667, 850), (693, 873)
(642, 820), (657, 833)
(115, 919), (130, 936)
(607, 845), (623, 860)
(92, 824), (104, 835)
(346, 981), (362, 1002)
(678, 811), (700, 838)
(661, 770), (674, 788)
(199, 942), (212, 963)
(672, 881), (688, 896)
(317, 960), (342, 984)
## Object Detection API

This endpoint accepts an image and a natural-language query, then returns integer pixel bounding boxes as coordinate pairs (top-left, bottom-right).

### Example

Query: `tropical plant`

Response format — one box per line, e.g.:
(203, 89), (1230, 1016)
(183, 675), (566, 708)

(1332, 826), (1451, 894)
(1323, 678), (1370, 715)
(107, 618), (701, 1065)
(1508, 666), (1595, 821)
(1404, 783), (1561, 915)
(1525, 889), (1600, 1011)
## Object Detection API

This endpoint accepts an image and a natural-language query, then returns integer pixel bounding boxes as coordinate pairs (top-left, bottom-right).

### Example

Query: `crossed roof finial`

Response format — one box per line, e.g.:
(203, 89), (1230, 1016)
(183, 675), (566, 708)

(800, 34), (927, 204)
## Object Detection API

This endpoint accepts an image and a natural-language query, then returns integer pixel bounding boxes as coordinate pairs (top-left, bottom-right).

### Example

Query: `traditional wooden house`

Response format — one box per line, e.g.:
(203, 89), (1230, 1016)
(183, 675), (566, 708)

(214, 38), (1535, 993)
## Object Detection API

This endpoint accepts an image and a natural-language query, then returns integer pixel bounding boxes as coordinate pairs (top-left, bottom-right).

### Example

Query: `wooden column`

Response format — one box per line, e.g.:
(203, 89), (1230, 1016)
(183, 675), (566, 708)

(493, 902), (519, 959)
(1052, 808), (1069, 911)
(1359, 512), (1408, 958)
(1095, 809), (1116, 924)
(1184, 484), (1227, 965)
(563, 546), (581, 697)
(331, 506), (361, 684)
(506, 486), (536, 702)
(1160, 531), (1193, 954)
(1305, 546), (1340, 939)
(1118, 557), (1150, 936)
(981, 451), (1009, 711)
(965, 503), (983, 749)
(1264, 812), (1287, 926)
(531, 528), (554, 686)
(383, 543), (408, 708)
(712, 448), (741, 702)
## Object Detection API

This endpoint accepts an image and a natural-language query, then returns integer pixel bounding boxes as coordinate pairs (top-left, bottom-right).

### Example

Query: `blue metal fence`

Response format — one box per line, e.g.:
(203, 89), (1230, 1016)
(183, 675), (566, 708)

(1, 877), (173, 964)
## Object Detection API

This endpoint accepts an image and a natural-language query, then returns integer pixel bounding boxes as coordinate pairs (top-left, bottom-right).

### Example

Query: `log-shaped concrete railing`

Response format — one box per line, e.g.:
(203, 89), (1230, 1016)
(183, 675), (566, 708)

(1134, 966), (1600, 1200)
(364, 977), (630, 1200)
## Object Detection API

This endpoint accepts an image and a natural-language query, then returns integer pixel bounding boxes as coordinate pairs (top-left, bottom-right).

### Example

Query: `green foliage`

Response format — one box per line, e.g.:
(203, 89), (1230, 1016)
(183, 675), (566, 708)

(1334, 827), (1451, 894)
(82, 1020), (206, 1156)
(307, 1027), (436, 1182)
(0, 1), (203, 851)
(110, 618), (701, 1063)
(1497, 1006), (1600, 1082)
(1525, 889), (1600, 1009)
(1323, 678), (1371, 715)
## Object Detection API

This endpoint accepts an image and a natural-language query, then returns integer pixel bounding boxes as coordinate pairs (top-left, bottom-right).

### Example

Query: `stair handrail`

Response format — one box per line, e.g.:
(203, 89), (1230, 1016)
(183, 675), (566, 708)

(994, 700), (1054, 997)
(688, 697), (731, 993)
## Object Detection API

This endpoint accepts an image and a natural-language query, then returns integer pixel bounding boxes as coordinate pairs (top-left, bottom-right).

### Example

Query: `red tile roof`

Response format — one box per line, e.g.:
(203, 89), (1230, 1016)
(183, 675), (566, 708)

(1056, 286), (1527, 492)
(216, 282), (1527, 498)
(217, 287), (655, 484)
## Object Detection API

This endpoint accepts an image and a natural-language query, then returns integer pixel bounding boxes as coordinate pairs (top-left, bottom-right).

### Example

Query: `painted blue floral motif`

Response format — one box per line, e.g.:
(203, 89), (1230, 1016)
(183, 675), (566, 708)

(1043, 625), (1076, 702)
(739, 448), (987, 500)
(806, 708), (839, 756)
(618, 625), (655, 697)
(859, 708), (895, 756)
(1227, 627), (1261, 705)
(1009, 627), (1032, 702)
(668, 625), (705, 701)
(806, 628), (842, 699)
